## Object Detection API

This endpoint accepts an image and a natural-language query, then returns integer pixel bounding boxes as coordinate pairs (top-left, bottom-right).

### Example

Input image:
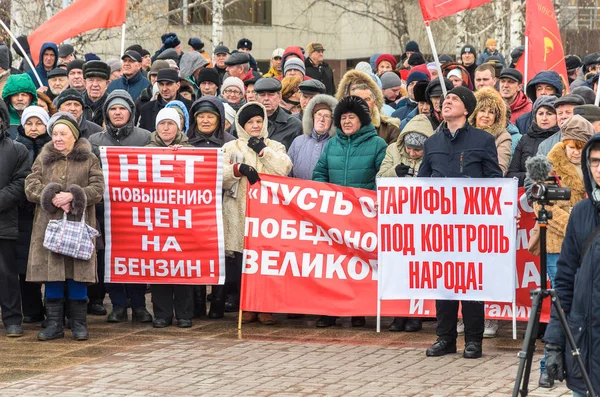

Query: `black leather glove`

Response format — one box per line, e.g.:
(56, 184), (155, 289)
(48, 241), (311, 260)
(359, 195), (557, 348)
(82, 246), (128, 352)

(545, 343), (565, 382)
(238, 163), (260, 185)
(395, 163), (412, 177)
(247, 137), (267, 154)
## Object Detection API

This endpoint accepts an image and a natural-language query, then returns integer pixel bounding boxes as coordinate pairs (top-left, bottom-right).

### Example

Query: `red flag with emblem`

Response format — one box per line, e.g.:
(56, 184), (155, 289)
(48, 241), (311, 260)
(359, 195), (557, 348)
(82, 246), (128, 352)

(29, 0), (127, 64)
(516, 0), (568, 90)
(418, 0), (492, 21)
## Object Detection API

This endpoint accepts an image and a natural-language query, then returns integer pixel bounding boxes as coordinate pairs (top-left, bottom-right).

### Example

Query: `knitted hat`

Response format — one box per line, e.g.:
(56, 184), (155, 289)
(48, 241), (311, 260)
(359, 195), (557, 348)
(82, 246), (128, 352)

(407, 53), (426, 67)
(485, 38), (497, 48)
(355, 62), (373, 74)
(404, 132), (428, 149)
(47, 112), (80, 140)
(334, 96), (371, 128)
(426, 62), (437, 71)
(447, 86), (477, 117)
(380, 72), (402, 90)
(155, 107), (181, 131)
(55, 88), (83, 110)
(197, 68), (220, 86)
(106, 58), (122, 73)
(284, 58), (306, 75)
(376, 54), (397, 70)
(106, 94), (132, 115)
(238, 103), (264, 127)
(21, 105), (50, 126)
(561, 115), (594, 143)
(406, 70), (430, 86)
(405, 41), (420, 53)
(461, 45), (476, 57)
(84, 53), (101, 62)
(222, 77), (245, 94)
(447, 69), (462, 80)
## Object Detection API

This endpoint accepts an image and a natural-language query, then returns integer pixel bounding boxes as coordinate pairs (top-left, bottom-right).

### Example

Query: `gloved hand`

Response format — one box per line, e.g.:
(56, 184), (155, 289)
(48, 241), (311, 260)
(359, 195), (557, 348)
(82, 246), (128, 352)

(238, 164), (260, 185)
(247, 137), (267, 154)
(395, 163), (412, 177)
(545, 343), (565, 382)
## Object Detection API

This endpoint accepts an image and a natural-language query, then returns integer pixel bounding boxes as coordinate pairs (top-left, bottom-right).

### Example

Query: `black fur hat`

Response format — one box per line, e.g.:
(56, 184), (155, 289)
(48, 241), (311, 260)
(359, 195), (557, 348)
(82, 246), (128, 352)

(334, 96), (371, 128)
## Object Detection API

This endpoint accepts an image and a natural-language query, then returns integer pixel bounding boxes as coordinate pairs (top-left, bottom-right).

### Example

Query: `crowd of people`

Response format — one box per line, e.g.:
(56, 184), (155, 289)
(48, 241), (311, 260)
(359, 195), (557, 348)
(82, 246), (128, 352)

(0, 32), (599, 395)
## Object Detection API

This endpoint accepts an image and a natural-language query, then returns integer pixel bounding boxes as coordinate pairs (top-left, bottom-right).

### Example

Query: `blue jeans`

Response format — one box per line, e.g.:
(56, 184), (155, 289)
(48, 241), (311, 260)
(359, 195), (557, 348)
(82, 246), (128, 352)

(45, 279), (87, 300)
(540, 253), (560, 374)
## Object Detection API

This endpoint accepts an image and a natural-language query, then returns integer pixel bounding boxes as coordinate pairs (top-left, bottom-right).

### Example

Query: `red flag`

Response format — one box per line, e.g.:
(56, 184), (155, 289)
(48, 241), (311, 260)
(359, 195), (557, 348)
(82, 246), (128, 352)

(29, 0), (127, 64)
(418, 0), (492, 21)
(516, 0), (568, 90)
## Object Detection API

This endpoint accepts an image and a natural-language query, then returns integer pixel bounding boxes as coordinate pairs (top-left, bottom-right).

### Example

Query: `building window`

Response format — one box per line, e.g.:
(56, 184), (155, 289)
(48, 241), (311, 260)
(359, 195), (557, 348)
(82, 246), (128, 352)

(169, 0), (272, 26)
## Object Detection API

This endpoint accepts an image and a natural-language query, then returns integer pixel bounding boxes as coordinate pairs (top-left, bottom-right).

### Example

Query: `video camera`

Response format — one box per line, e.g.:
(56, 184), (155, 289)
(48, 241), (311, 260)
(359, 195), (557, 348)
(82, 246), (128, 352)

(526, 155), (571, 203)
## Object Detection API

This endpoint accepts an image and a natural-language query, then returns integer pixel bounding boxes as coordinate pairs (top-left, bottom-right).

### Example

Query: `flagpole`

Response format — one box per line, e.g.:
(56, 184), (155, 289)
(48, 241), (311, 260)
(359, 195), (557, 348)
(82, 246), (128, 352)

(523, 36), (529, 88)
(594, 76), (600, 107)
(424, 21), (447, 97)
(120, 23), (126, 57)
(0, 20), (44, 88)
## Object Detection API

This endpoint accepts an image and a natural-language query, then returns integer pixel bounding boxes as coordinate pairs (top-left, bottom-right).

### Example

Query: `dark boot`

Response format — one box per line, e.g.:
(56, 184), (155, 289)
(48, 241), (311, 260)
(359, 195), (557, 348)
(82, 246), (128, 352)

(208, 285), (225, 319)
(69, 299), (89, 341)
(193, 286), (207, 318)
(404, 318), (423, 332)
(38, 299), (65, 341)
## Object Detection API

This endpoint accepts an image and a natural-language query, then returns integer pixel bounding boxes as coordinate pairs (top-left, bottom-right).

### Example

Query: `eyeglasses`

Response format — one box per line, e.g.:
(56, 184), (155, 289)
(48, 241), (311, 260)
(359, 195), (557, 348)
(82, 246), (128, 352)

(223, 89), (242, 96)
(589, 159), (600, 168)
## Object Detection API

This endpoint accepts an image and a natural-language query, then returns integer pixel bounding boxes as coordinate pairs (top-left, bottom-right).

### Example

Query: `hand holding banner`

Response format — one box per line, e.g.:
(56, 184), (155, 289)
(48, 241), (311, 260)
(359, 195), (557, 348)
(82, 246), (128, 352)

(377, 178), (518, 302)
(100, 147), (225, 285)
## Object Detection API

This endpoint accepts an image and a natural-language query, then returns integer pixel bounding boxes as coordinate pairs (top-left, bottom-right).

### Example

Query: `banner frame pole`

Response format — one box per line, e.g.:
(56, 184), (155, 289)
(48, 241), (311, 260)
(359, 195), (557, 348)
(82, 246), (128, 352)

(120, 23), (126, 57)
(0, 20), (44, 88)
(424, 21), (447, 97)
(523, 36), (529, 88)
(594, 69), (600, 106)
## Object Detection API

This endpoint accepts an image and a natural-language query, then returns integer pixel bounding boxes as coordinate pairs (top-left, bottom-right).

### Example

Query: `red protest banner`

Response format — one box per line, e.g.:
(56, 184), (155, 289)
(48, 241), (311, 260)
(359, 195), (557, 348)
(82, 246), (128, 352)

(240, 176), (550, 322)
(240, 175), (379, 316)
(100, 147), (225, 285)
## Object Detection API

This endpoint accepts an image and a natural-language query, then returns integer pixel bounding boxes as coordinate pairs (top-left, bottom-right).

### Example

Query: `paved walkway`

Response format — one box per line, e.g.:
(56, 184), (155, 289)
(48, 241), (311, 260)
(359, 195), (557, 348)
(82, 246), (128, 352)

(0, 310), (570, 396)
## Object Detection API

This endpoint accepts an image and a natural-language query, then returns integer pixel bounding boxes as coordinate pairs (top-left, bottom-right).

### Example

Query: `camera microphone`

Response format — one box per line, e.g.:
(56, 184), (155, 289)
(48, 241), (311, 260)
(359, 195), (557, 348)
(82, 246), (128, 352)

(525, 155), (553, 182)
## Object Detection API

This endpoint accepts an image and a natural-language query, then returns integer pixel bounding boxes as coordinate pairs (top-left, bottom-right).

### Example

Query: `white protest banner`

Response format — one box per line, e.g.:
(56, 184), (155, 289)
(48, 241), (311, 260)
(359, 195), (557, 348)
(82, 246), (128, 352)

(377, 178), (517, 302)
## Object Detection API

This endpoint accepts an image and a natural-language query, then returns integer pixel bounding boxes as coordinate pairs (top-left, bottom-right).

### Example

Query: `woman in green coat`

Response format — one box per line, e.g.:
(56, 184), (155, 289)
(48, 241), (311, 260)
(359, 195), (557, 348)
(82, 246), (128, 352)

(312, 95), (387, 329)
(312, 95), (387, 190)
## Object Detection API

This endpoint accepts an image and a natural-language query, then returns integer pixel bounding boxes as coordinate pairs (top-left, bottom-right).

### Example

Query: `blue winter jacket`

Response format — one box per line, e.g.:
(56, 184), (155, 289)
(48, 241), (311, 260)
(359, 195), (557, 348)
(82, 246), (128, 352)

(107, 70), (150, 101)
(544, 133), (600, 396)
(418, 122), (502, 178)
(392, 98), (417, 122)
(27, 42), (57, 89)
(516, 71), (564, 135)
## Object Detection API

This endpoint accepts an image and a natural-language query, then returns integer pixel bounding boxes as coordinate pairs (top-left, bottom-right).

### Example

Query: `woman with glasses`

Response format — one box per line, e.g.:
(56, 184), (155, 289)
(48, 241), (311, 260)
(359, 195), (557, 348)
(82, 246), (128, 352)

(220, 77), (246, 112)
(288, 94), (338, 180)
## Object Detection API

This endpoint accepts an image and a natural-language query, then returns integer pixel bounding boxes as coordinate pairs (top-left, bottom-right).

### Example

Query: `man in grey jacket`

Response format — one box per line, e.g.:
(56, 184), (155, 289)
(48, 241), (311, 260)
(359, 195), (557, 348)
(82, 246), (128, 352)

(88, 90), (152, 323)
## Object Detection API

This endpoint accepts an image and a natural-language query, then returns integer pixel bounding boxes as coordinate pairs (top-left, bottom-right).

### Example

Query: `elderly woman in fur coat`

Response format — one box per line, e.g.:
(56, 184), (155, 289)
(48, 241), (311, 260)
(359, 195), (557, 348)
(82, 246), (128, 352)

(536, 115), (593, 387)
(222, 102), (292, 325)
(24, 112), (104, 342)
(287, 94), (338, 180)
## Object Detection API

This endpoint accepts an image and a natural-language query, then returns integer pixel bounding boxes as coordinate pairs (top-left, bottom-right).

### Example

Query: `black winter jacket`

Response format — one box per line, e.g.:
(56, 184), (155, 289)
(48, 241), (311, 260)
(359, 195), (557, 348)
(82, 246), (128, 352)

(304, 58), (335, 95)
(418, 121), (502, 178)
(544, 133), (600, 395)
(137, 94), (192, 132)
(0, 102), (31, 240)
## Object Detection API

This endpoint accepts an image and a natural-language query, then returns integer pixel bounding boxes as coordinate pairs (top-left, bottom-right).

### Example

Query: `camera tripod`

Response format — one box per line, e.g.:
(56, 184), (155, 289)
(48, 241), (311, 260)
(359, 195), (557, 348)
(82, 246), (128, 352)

(512, 202), (596, 396)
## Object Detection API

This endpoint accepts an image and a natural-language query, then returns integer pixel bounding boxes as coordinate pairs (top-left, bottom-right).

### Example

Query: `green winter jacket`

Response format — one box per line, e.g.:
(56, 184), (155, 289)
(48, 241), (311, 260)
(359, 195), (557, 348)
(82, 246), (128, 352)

(312, 123), (387, 190)
(2, 74), (38, 130)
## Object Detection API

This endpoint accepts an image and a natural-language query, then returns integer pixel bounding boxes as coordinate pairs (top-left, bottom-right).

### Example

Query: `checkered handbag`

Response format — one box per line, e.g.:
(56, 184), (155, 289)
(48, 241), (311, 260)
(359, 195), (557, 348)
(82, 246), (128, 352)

(43, 210), (100, 260)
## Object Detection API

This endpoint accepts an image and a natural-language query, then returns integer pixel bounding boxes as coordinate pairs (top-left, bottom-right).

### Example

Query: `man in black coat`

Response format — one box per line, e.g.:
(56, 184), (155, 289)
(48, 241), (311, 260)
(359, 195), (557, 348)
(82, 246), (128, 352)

(82, 61), (111, 127)
(304, 42), (335, 95)
(55, 88), (103, 139)
(419, 86), (502, 359)
(544, 134), (600, 396)
(137, 68), (191, 131)
(0, 101), (31, 337)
